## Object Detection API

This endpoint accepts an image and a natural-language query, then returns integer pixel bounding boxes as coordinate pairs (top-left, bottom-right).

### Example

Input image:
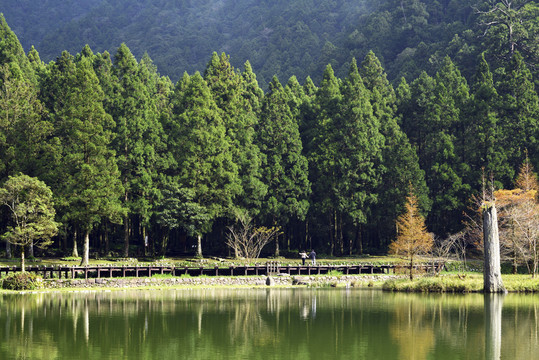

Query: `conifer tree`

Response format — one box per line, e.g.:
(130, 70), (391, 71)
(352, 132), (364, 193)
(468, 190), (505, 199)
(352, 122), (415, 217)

(497, 51), (539, 177)
(389, 189), (433, 280)
(108, 44), (166, 256)
(308, 64), (342, 254)
(258, 76), (310, 255)
(467, 53), (509, 188)
(42, 53), (125, 265)
(360, 52), (429, 250)
(204, 53), (266, 217)
(169, 72), (240, 257)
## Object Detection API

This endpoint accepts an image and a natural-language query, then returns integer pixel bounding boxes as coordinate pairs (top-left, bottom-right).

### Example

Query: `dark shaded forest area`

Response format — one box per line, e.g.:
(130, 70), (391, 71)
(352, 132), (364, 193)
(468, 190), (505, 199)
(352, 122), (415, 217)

(0, 0), (538, 260)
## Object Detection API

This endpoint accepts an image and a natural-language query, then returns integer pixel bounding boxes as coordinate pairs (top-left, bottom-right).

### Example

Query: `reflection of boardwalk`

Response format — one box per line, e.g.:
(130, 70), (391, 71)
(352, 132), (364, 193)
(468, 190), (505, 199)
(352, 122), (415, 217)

(0, 262), (444, 279)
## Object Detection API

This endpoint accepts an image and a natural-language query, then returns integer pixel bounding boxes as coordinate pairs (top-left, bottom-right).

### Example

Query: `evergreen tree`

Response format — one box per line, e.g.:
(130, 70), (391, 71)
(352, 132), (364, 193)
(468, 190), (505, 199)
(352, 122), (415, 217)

(42, 53), (125, 265)
(467, 53), (509, 188)
(204, 53), (266, 217)
(308, 64), (342, 254)
(109, 43), (166, 256)
(360, 53), (429, 250)
(496, 51), (539, 177)
(169, 72), (240, 257)
(0, 62), (49, 181)
(0, 15), (34, 83)
(258, 76), (310, 255)
(333, 59), (384, 255)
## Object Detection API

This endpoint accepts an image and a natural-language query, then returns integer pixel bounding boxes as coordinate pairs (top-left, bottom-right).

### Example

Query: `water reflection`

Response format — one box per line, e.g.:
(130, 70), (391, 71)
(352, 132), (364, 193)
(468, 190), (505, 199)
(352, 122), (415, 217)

(0, 290), (538, 359)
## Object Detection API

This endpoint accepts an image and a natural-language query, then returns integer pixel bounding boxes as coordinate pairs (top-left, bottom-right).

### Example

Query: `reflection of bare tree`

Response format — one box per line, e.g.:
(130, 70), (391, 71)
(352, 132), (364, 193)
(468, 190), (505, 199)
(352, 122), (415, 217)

(485, 294), (504, 360)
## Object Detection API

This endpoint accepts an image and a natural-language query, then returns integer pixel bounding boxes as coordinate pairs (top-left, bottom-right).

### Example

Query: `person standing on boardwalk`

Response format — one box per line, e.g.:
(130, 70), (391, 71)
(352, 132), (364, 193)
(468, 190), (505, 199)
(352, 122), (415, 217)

(299, 251), (308, 265)
(309, 250), (316, 265)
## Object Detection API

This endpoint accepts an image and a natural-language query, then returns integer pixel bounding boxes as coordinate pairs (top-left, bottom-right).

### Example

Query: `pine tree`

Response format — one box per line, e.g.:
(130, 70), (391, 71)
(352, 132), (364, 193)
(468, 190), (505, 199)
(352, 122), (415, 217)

(334, 59), (384, 255)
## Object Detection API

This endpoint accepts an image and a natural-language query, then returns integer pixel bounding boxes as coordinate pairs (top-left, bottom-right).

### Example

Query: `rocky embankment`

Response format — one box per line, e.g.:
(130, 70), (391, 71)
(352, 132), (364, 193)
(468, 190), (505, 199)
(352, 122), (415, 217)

(44, 274), (400, 289)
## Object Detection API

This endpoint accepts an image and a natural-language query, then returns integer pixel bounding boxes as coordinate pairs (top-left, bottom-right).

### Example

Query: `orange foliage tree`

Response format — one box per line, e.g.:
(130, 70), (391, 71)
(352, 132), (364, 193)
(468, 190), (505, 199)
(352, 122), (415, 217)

(389, 190), (433, 280)
(495, 154), (539, 276)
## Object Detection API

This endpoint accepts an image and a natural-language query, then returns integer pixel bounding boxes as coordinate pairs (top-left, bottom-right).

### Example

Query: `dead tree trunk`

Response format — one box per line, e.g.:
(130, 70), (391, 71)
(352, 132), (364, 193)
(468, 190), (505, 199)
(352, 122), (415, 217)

(483, 204), (506, 293)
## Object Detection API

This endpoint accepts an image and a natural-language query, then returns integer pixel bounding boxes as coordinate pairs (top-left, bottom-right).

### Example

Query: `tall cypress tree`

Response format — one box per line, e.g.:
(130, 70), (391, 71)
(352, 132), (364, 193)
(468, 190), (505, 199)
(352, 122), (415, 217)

(334, 59), (384, 255)
(425, 57), (471, 236)
(42, 53), (125, 265)
(466, 53), (509, 188)
(204, 53), (266, 218)
(108, 44), (166, 256)
(360, 52), (429, 250)
(169, 72), (240, 258)
(497, 51), (539, 178)
(258, 76), (310, 255)
(308, 64), (342, 254)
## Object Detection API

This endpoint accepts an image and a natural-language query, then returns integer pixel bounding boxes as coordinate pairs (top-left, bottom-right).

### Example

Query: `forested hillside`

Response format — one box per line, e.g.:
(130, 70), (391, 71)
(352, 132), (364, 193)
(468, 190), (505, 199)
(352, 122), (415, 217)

(0, 1), (539, 263)
(2, 0), (536, 88)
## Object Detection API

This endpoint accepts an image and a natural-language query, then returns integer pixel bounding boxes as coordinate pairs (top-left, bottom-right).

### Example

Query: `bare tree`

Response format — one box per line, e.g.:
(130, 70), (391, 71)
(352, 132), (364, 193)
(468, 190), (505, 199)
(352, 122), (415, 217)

(226, 214), (281, 260)
(495, 155), (539, 276)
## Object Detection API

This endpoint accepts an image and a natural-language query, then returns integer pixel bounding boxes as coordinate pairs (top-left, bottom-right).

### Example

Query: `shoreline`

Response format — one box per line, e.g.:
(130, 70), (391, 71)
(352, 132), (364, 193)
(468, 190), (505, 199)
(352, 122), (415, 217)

(1, 274), (399, 293)
(3, 273), (539, 294)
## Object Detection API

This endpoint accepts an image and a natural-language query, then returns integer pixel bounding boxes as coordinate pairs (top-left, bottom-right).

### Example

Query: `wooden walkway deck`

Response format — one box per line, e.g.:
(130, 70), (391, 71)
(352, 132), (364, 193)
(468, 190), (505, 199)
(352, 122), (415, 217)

(0, 263), (444, 280)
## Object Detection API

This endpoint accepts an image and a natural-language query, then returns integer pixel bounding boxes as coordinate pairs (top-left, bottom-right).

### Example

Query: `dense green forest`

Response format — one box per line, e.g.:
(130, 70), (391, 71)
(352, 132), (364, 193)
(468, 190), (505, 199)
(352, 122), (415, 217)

(0, 0), (539, 260)
(3, 0), (537, 89)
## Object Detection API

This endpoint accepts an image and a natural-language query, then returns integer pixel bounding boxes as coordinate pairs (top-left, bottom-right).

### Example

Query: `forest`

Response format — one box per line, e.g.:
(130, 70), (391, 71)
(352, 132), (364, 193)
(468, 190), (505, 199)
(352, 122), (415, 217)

(2, 0), (537, 89)
(0, 0), (538, 263)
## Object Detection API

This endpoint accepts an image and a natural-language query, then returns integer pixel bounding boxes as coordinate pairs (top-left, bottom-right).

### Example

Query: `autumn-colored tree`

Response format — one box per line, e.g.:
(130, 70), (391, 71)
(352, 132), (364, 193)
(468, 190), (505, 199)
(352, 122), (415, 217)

(495, 154), (539, 276)
(389, 189), (434, 279)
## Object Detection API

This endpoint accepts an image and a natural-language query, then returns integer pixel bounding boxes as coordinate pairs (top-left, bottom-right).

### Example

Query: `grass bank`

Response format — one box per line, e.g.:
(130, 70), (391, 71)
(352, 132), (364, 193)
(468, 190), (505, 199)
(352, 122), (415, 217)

(382, 274), (539, 293)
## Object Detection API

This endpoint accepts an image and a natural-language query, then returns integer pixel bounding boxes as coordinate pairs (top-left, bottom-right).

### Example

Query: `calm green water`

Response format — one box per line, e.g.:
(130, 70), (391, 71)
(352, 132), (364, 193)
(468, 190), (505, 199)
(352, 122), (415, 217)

(0, 288), (537, 359)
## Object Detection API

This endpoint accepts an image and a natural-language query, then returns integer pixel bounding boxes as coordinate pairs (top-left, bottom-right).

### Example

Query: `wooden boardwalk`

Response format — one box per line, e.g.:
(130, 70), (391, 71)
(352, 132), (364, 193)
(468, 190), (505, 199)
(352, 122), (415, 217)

(0, 263), (444, 280)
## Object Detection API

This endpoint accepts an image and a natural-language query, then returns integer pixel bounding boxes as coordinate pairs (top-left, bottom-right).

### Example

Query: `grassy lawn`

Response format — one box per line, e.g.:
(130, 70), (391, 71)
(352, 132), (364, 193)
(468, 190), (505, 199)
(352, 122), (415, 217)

(382, 273), (539, 293)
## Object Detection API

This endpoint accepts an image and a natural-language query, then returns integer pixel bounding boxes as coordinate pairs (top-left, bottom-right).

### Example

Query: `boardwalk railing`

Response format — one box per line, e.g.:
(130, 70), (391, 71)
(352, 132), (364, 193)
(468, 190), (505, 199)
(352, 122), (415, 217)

(0, 262), (445, 280)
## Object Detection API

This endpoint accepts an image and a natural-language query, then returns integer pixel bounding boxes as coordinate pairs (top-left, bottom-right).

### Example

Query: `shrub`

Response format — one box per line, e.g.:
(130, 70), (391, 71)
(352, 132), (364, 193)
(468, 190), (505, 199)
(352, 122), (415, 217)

(2, 272), (44, 290)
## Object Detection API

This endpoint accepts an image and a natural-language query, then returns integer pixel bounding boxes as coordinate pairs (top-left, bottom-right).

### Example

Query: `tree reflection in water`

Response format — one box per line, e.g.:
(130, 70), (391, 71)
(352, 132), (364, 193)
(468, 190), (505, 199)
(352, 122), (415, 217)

(0, 290), (538, 359)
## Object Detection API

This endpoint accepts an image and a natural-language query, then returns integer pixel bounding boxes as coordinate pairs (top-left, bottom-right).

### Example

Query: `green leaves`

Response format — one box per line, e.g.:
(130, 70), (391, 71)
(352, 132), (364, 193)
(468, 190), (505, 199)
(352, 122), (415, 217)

(0, 174), (59, 270)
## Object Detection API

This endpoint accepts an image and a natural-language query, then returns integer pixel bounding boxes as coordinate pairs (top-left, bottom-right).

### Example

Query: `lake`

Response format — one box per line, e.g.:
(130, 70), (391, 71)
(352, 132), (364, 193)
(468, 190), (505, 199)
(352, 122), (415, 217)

(0, 288), (537, 359)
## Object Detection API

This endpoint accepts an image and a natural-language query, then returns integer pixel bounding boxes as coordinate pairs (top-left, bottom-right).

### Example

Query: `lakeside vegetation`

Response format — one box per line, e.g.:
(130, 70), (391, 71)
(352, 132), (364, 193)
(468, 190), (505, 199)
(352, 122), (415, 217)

(2, 255), (539, 293)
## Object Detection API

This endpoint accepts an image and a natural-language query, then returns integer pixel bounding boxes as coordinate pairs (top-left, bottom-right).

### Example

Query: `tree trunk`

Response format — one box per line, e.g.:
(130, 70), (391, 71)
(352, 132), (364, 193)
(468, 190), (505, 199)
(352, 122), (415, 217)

(123, 216), (130, 257)
(355, 225), (363, 255)
(196, 234), (203, 258)
(21, 246), (25, 272)
(29, 241), (34, 258)
(483, 204), (506, 293)
(72, 229), (78, 258)
(409, 255), (414, 280)
(105, 223), (109, 255)
(275, 233), (280, 257)
(80, 231), (90, 266)
(6, 241), (11, 259)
